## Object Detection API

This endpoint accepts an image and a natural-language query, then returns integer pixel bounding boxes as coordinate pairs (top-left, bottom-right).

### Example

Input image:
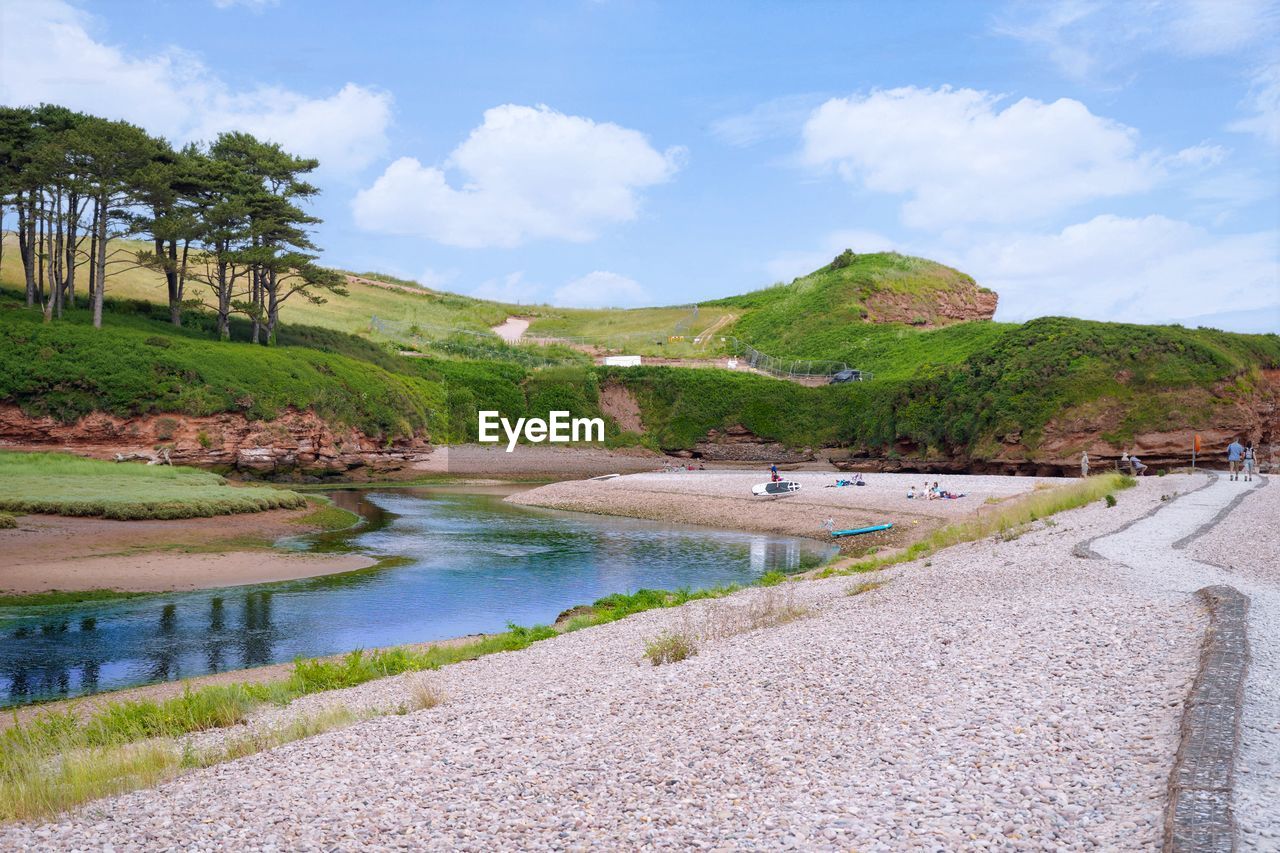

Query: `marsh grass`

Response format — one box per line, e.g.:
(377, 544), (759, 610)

(0, 513), (14, 530)
(289, 498), (361, 531)
(0, 705), (361, 821)
(0, 452), (307, 520)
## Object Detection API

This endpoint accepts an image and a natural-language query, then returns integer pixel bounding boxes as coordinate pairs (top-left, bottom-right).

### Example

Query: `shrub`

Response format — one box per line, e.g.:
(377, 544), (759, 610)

(644, 631), (697, 666)
(154, 417), (180, 441)
(1105, 494), (1117, 507)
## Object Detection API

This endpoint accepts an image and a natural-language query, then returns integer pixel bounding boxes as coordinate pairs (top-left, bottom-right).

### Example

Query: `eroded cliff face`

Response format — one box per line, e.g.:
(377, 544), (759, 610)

(0, 406), (430, 476)
(991, 370), (1280, 473)
(863, 283), (998, 326)
(825, 371), (1279, 476)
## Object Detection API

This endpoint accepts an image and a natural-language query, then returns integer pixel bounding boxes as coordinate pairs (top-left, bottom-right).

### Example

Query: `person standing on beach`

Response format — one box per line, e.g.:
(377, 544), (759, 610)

(1244, 444), (1256, 482)
(1227, 438), (1244, 481)
(1081, 451), (1089, 478)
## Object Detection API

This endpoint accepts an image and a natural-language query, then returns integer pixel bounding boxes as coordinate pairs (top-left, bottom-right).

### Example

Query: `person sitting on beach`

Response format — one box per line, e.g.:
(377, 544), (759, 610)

(927, 481), (941, 500)
(907, 485), (916, 499)
(1129, 454), (1147, 476)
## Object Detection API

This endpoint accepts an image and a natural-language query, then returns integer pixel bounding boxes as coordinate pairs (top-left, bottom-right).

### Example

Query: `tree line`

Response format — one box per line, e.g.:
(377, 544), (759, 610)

(0, 104), (345, 342)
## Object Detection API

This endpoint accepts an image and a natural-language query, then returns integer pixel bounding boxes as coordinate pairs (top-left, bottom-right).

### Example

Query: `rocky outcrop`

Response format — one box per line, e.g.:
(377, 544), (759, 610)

(687, 424), (815, 463)
(0, 405), (430, 477)
(863, 281), (997, 326)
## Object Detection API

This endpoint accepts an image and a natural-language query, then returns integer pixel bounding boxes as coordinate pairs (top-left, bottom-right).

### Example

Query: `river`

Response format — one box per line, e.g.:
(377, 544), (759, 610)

(0, 485), (835, 707)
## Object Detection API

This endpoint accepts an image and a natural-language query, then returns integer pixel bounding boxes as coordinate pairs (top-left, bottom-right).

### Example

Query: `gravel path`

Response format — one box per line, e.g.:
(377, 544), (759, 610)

(1091, 473), (1279, 847)
(1, 478), (1205, 850)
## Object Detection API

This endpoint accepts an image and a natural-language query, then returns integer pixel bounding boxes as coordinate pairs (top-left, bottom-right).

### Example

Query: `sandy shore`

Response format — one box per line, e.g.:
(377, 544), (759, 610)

(1, 476), (1212, 849)
(510, 470), (1069, 552)
(0, 510), (375, 594)
(410, 443), (670, 480)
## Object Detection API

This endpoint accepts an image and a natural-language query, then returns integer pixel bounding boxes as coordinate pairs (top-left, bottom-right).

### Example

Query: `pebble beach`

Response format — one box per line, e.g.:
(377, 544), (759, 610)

(8, 472), (1272, 850)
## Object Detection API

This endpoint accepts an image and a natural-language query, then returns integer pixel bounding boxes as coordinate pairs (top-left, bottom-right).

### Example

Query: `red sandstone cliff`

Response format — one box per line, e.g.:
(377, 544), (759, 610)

(0, 406), (430, 476)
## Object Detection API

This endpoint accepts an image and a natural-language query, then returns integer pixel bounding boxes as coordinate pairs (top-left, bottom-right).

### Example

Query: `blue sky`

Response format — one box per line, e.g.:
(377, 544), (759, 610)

(2, 0), (1277, 331)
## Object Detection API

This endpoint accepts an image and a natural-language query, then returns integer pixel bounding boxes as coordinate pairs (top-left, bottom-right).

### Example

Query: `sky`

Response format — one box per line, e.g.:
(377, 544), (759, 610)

(1, 0), (1277, 332)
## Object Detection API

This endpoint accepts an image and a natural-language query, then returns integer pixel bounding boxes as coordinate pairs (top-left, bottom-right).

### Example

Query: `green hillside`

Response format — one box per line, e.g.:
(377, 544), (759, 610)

(2, 250), (1276, 468)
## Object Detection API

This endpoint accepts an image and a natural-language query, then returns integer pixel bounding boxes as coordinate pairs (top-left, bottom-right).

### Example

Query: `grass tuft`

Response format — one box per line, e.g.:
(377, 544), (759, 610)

(406, 676), (447, 711)
(644, 631), (697, 666)
(846, 578), (889, 596)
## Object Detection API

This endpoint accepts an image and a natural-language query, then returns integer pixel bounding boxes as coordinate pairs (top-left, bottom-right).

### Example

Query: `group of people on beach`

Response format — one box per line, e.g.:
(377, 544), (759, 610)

(1227, 438), (1257, 481)
(1080, 437), (1260, 479)
(907, 482), (964, 500)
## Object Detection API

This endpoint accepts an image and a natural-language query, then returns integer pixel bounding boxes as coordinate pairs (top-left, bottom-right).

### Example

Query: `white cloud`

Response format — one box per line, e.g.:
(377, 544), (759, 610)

(996, 0), (1280, 81)
(1230, 63), (1280, 144)
(352, 104), (683, 248)
(470, 272), (542, 305)
(710, 94), (824, 147)
(0, 0), (391, 173)
(939, 214), (1279, 325)
(801, 86), (1167, 229)
(553, 271), (650, 308)
(764, 230), (900, 282)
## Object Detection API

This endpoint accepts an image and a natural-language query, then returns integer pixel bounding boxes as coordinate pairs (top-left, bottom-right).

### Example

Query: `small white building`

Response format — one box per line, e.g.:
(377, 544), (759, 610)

(602, 355), (643, 367)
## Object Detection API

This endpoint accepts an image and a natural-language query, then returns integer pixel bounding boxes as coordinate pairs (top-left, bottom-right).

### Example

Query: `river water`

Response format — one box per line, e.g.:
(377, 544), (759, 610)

(0, 486), (835, 707)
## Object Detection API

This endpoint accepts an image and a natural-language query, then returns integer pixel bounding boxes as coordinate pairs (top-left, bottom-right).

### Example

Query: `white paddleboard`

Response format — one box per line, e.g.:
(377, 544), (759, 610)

(752, 480), (801, 497)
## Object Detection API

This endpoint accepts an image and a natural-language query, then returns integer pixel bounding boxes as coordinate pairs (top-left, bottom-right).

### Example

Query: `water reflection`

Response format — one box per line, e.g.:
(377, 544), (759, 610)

(0, 487), (834, 707)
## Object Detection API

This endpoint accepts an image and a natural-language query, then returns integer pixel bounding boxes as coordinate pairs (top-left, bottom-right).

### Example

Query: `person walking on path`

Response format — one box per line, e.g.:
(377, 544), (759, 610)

(1227, 438), (1244, 480)
(1081, 451), (1089, 478)
(1243, 444), (1256, 481)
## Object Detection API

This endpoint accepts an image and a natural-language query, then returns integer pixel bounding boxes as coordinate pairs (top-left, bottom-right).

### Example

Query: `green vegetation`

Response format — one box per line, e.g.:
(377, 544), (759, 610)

(0, 513), (13, 530)
(712, 252), (1004, 370)
(0, 292), (443, 439)
(289, 498), (360, 531)
(0, 452), (306, 519)
(0, 589), (148, 609)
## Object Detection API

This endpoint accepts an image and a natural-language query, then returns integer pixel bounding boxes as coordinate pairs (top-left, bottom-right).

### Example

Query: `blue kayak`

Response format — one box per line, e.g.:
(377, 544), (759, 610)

(830, 523), (893, 538)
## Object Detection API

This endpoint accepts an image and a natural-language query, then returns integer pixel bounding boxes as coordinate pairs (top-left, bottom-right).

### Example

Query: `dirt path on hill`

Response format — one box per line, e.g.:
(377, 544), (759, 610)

(491, 316), (530, 343)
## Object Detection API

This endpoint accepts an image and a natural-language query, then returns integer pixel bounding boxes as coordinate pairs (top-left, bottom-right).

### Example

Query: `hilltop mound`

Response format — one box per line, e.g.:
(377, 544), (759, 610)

(711, 251), (996, 359)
